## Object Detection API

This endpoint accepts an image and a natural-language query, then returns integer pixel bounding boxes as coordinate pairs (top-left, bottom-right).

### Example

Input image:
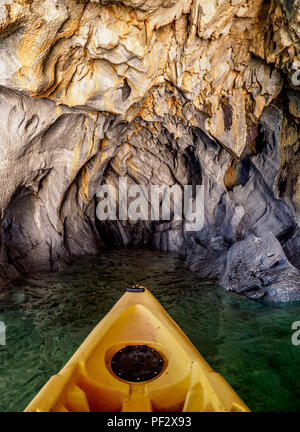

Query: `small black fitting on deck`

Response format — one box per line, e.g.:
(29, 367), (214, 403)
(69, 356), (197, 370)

(126, 285), (145, 293)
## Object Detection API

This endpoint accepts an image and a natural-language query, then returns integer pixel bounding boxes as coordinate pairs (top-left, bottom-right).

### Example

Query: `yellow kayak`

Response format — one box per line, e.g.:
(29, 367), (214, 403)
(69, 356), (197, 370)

(25, 287), (250, 412)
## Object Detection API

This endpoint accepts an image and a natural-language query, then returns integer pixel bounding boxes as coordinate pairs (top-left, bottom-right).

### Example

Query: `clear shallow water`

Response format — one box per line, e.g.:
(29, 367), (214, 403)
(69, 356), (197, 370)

(0, 249), (299, 412)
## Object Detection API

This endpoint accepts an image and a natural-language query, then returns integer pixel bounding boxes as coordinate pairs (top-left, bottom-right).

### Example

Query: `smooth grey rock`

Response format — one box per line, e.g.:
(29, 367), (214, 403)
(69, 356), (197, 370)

(185, 236), (230, 279)
(221, 233), (300, 302)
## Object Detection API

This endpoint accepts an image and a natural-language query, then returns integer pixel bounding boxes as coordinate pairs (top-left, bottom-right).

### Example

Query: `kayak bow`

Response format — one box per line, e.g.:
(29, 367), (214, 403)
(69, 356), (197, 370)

(25, 287), (250, 412)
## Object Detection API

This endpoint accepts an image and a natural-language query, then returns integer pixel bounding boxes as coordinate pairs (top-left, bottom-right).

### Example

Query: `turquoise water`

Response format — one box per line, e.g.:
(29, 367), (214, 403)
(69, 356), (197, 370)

(0, 249), (299, 412)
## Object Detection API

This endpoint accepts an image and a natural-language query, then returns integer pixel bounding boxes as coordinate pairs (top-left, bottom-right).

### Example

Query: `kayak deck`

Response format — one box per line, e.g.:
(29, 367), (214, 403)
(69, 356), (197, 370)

(25, 288), (250, 412)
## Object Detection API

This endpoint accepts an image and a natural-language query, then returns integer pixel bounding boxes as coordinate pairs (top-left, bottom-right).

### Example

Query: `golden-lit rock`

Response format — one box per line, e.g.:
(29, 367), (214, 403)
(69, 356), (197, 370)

(0, 0), (298, 158)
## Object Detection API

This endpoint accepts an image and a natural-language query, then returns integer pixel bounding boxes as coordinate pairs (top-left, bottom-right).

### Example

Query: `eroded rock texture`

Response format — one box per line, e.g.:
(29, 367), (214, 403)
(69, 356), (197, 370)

(0, 0), (299, 301)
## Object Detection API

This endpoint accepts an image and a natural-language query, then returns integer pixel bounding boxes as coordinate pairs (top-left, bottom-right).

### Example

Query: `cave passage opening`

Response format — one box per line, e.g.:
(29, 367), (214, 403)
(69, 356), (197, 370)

(1, 129), (205, 275)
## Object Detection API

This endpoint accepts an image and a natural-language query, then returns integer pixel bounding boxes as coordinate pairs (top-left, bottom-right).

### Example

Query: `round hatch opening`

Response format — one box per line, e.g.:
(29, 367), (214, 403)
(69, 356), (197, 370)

(111, 344), (164, 383)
